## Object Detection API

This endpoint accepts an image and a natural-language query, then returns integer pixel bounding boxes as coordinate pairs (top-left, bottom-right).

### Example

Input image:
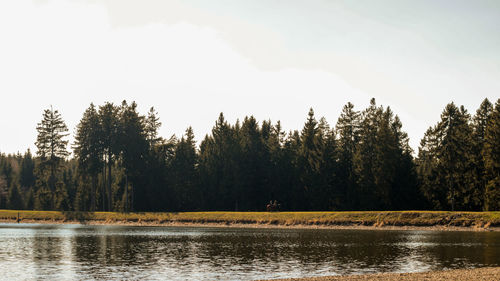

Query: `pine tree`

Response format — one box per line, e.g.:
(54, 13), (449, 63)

(98, 102), (121, 211)
(336, 102), (361, 209)
(1, 161), (13, 188)
(7, 183), (24, 210)
(417, 126), (443, 209)
(0, 175), (7, 209)
(299, 108), (323, 210)
(472, 99), (493, 210)
(372, 107), (398, 208)
(318, 117), (338, 210)
(239, 116), (269, 210)
(19, 149), (35, 188)
(145, 107), (163, 147)
(34, 106), (69, 210)
(24, 188), (34, 210)
(170, 127), (199, 211)
(267, 121), (286, 205)
(354, 98), (380, 210)
(483, 99), (500, 211)
(119, 101), (148, 211)
(390, 115), (420, 210)
(283, 130), (302, 210)
(198, 113), (241, 210)
(417, 103), (475, 210)
(74, 103), (103, 211)
(35, 107), (69, 184)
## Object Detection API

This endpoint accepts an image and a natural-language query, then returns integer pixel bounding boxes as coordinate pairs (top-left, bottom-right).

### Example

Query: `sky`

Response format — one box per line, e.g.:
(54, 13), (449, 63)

(1, 0), (499, 154)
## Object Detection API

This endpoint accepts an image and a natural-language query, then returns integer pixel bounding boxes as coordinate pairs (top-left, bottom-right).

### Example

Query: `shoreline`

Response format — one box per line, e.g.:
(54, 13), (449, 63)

(1, 218), (498, 232)
(257, 267), (500, 281)
(0, 210), (499, 232)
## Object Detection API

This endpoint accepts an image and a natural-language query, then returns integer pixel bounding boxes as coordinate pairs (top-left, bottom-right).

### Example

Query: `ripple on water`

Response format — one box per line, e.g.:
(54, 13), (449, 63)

(0, 225), (499, 280)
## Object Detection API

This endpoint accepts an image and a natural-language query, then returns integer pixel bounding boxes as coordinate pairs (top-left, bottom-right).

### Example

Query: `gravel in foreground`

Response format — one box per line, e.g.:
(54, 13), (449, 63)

(258, 267), (500, 281)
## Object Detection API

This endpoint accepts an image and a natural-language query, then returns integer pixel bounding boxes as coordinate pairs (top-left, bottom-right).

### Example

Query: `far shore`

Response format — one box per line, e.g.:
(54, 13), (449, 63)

(257, 267), (500, 281)
(0, 210), (499, 231)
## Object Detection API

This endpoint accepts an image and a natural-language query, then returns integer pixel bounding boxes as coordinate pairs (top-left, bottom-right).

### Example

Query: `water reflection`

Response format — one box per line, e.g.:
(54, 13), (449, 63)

(0, 224), (498, 280)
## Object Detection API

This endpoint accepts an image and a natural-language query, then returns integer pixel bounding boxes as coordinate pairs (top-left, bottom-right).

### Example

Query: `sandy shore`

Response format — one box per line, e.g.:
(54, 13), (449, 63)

(257, 267), (500, 281)
(1, 218), (499, 232)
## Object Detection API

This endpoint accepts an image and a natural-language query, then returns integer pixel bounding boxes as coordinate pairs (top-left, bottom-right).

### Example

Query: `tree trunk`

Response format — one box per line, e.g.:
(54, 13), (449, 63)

(102, 162), (106, 211)
(90, 175), (96, 212)
(107, 155), (112, 211)
(125, 175), (128, 212)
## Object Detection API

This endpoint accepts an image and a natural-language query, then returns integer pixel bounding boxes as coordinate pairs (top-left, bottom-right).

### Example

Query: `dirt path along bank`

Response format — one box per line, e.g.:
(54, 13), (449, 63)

(257, 267), (500, 281)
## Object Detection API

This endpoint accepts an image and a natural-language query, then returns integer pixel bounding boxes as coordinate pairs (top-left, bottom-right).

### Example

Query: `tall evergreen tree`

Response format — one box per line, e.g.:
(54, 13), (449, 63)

(19, 149), (35, 189)
(98, 102), (121, 211)
(239, 116), (269, 210)
(298, 108), (324, 210)
(170, 127), (199, 211)
(417, 103), (475, 210)
(317, 117), (338, 210)
(472, 99), (493, 210)
(483, 99), (500, 211)
(390, 115), (420, 210)
(145, 106), (162, 147)
(1, 161), (13, 189)
(198, 113), (241, 210)
(8, 183), (24, 210)
(34, 106), (69, 210)
(119, 101), (148, 211)
(336, 102), (361, 209)
(74, 103), (103, 211)
(353, 98), (380, 210)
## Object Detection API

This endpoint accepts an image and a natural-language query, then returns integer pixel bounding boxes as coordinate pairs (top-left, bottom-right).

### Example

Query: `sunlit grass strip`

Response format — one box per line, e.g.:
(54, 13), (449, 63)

(0, 210), (498, 227)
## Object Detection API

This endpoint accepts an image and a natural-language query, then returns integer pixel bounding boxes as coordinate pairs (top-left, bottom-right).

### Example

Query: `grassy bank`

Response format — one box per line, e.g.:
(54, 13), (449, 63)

(0, 210), (499, 229)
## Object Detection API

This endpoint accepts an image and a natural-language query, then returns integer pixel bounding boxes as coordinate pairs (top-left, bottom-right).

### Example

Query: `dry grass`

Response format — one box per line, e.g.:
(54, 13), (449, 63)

(0, 210), (499, 228)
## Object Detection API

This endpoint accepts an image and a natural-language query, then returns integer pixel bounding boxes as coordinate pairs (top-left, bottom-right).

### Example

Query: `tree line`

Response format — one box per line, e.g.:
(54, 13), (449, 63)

(0, 98), (499, 212)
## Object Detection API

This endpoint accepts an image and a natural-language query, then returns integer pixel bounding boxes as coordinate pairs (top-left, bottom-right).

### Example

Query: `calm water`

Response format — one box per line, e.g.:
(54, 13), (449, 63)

(0, 224), (498, 280)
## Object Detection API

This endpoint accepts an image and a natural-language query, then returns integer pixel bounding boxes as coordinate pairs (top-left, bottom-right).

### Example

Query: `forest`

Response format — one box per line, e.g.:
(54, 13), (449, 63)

(0, 98), (499, 212)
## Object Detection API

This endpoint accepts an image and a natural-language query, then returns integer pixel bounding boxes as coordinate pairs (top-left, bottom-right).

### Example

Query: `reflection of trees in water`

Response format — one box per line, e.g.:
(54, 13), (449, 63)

(411, 231), (500, 270)
(187, 229), (411, 274)
(32, 227), (73, 279)
(58, 226), (500, 278)
(71, 230), (153, 278)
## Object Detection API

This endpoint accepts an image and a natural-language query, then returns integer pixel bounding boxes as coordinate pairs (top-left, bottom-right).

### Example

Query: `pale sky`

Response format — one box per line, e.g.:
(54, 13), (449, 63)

(1, 0), (499, 154)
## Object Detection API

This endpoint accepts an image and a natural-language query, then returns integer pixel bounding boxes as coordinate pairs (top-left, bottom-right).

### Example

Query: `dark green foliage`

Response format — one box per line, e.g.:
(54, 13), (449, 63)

(483, 99), (500, 211)
(145, 107), (162, 147)
(99, 102), (121, 211)
(2, 98), (497, 212)
(74, 103), (102, 211)
(2, 162), (13, 188)
(198, 113), (242, 211)
(349, 99), (419, 210)
(19, 149), (35, 188)
(472, 99), (493, 210)
(7, 183), (23, 210)
(336, 102), (361, 209)
(34, 106), (69, 210)
(24, 188), (34, 210)
(417, 103), (477, 211)
(298, 109), (324, 210)
(169, 127), (199, 211)
(353, 99), (380, 209)
(35, 107), (69, 188)
(34, 187), (53, 210)
(119, 101), (149, 211)
(0, 175), (7, 209)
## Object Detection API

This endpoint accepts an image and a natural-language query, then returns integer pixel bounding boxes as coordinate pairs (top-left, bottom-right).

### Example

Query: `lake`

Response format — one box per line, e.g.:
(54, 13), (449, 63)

(0, 223), (498, 280)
